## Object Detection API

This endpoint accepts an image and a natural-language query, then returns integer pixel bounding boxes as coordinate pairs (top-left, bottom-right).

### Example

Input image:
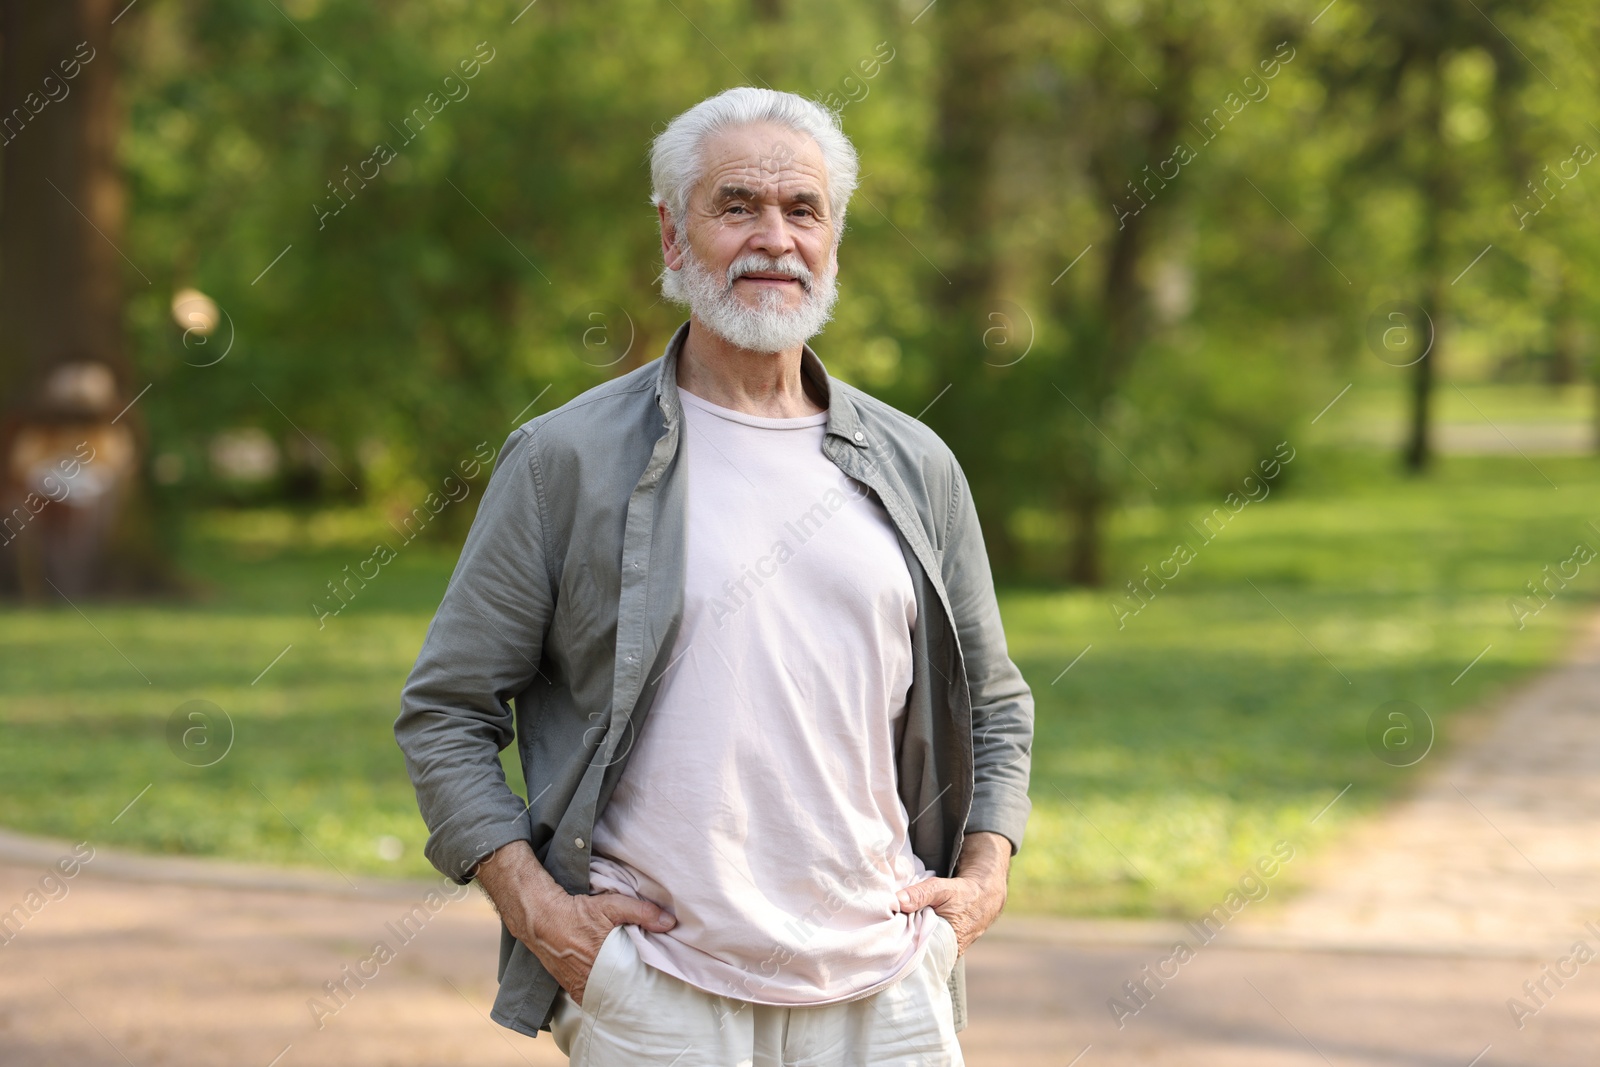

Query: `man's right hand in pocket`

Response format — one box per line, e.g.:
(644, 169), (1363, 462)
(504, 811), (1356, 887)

(473, 839), (676, 1006)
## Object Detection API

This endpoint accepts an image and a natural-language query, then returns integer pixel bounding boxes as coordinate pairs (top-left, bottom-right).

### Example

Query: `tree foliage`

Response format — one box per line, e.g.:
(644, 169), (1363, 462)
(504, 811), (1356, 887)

(21, 0), (1594, 587)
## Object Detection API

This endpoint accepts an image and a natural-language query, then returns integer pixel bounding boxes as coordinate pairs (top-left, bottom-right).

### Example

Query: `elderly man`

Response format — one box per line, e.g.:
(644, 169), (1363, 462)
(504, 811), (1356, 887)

(397, 86), (1033, 1065)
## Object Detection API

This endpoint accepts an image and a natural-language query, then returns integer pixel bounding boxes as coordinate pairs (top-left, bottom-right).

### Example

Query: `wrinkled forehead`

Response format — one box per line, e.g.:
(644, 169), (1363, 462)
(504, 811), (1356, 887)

(693, 122), (830, 207)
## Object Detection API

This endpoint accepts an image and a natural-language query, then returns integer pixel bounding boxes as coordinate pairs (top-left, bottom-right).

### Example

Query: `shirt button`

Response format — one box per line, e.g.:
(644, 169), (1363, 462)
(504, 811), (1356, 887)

(574, 837), (586, 849)
(853, 431), (864, 441)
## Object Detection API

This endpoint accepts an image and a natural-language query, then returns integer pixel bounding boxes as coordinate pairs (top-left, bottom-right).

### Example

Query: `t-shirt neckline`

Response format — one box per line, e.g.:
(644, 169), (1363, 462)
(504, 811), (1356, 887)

(678, 386), (829, 429)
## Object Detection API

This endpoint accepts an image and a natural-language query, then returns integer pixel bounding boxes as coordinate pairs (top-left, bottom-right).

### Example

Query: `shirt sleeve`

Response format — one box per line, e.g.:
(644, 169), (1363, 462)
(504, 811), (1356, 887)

(941, 453), (1034, 854)
(395, 427), (555, 884)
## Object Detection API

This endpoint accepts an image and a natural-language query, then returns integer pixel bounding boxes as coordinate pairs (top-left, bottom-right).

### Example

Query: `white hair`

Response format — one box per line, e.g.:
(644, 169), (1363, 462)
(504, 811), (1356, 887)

(649, 87), (859, 243)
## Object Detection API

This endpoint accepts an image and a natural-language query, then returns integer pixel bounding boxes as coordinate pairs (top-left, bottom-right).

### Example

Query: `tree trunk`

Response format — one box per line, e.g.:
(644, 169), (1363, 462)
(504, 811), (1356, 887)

(1548, 264), (1578, 387)
(926, 0), (1018, 574)
(1066, 491), (1103, 587)
(1055, 28), (1193, 587)
(1402, 286), (1438, 473)
(1402, 54), (1449, 475)
(0, 0), (162, 598)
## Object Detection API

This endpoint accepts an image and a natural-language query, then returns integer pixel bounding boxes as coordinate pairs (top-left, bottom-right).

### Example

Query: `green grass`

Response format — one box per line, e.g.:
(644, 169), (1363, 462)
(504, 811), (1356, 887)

(1333, 380), (1591, 425)
(1312, 378), (1594, 452)
(2, 450), (1596, 917)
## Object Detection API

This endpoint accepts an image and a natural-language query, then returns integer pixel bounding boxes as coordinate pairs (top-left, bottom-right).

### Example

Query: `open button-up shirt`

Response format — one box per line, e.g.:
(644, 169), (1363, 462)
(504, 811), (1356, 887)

(396, 321), (1034, 1037)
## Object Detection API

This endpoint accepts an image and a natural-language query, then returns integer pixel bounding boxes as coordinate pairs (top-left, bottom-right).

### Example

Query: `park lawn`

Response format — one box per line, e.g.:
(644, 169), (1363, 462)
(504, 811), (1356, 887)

(1010, 446), (1594, 914)
(1315, 379), (1595, 454)
(1333, 379), (1593, 426)
(1, 450), (1595, 917)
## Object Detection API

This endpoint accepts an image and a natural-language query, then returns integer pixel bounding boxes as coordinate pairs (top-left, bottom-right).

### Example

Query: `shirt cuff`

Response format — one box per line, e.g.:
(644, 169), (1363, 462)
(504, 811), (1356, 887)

(422, 800), (534, 885)
(965, 783), (1031, 855)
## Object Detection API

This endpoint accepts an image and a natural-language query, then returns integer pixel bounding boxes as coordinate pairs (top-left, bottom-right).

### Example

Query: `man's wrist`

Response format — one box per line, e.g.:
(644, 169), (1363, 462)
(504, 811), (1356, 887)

(954, 831), (1012, 885)
(475, 839), (569, 938)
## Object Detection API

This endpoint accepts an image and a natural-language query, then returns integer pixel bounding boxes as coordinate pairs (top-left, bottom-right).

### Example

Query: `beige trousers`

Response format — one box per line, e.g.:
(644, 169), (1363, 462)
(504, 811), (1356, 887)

(550, 915), (965, 1066)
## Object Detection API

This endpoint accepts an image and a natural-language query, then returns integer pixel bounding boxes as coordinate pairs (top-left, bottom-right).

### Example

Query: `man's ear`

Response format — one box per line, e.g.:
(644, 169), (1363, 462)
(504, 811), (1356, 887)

(658, 203), (686, 271)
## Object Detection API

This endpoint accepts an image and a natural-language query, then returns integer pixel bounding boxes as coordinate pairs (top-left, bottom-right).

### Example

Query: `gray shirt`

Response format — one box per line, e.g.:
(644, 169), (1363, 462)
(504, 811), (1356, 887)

(396, 320), (1035, 1037)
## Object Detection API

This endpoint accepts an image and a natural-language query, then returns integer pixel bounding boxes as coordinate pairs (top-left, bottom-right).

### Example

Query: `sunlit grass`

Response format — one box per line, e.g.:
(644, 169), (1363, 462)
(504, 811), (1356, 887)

(1315, 376), (1595, 452)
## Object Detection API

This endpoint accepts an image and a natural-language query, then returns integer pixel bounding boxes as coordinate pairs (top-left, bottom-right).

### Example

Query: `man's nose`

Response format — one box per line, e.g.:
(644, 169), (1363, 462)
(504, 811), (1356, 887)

(748, 205), (795, 256)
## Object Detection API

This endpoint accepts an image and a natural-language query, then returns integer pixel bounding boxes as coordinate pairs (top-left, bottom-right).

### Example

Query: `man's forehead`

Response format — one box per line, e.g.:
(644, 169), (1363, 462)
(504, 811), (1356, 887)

(697, 125), (828, 197)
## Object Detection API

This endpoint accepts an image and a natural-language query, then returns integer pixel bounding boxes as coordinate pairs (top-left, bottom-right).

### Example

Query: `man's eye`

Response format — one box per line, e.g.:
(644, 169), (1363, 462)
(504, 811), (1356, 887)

(726, 204), (749, 215)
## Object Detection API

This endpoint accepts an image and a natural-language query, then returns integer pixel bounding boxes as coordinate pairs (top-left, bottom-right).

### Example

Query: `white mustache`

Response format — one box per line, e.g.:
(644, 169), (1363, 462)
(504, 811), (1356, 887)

(725, 255), (812, 291)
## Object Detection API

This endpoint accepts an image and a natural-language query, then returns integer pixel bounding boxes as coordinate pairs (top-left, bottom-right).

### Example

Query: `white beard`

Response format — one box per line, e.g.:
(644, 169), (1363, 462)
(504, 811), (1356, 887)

(661, 243), (839, 354)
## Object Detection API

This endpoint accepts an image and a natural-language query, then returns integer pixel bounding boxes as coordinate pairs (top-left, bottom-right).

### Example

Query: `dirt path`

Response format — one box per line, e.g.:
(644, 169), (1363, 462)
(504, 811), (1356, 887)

(0, 858), (566, 1067)
(1239, 613), (1600, 957)
(5, 858), (1595, 1067)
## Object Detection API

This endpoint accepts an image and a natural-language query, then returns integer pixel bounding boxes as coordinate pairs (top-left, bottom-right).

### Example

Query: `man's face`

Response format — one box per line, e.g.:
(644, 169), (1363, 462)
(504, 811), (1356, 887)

(660, 122), (841, 353)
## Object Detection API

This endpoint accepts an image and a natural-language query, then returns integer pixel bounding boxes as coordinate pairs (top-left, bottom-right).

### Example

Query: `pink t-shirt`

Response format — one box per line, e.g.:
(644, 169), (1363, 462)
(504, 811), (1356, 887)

(587, 384), (937, 1005)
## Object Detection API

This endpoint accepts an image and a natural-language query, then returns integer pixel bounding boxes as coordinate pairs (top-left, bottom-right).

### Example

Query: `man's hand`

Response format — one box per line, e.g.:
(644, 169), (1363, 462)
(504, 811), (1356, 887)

(473, 840), (676, 1006)
(894, 831), (1011, 956)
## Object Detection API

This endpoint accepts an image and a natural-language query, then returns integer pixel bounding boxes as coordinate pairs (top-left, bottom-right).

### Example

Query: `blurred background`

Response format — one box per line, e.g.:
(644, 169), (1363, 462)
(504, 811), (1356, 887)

(5, 0), (1600, 1063)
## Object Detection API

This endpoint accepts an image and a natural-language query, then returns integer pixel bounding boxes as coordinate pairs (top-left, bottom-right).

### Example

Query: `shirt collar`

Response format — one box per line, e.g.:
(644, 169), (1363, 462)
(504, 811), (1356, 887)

(654, 320), (868, 449)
